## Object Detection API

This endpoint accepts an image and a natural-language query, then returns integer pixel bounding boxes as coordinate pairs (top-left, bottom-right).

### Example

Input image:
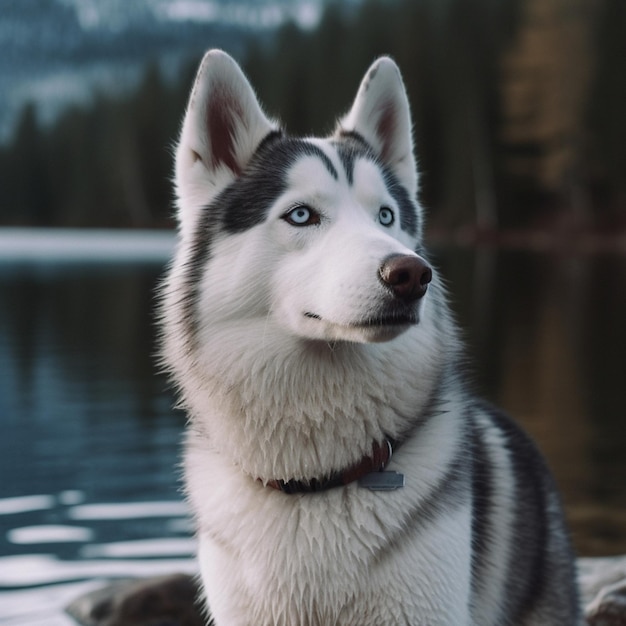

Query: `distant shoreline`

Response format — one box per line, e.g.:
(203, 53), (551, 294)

(0, 228), (176, 262)
(1, 226), (624, 262)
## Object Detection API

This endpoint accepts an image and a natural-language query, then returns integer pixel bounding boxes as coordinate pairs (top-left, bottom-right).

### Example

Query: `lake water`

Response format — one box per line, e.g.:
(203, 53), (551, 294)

(0, 230), (625, 624)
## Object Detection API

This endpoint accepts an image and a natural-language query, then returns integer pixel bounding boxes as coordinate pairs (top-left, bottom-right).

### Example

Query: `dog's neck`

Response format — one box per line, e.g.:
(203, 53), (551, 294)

(180, 321), (447, 483)
(263, 438), (395, 493)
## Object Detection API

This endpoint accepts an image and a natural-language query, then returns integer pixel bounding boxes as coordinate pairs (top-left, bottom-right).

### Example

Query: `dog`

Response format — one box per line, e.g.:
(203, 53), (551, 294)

(158, 49), (582, 625)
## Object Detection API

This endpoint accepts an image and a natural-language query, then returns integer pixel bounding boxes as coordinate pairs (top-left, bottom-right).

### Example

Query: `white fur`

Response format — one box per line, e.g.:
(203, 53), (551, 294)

(159, 49), (467, 626)
(185, 395), (472, 625)
(159, 50), (580, 625)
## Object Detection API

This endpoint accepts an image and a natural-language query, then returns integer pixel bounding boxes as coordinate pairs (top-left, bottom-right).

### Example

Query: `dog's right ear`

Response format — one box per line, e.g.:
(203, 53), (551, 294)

(338, 57), (417, 198)
(175, 50), (278, 220)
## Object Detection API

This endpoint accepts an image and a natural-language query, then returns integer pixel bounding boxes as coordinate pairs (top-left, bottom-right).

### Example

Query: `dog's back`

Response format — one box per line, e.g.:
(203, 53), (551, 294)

(159, 50), (582, 625)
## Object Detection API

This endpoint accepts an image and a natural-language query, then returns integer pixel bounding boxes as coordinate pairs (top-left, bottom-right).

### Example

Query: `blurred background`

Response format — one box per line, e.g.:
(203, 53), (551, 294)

(0, 1), (625, 623)
(1, 0), (625, 235)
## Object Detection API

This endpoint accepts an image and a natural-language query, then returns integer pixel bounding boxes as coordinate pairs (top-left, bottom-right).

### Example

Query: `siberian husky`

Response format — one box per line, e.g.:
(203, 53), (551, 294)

(159, 50), (582, 625)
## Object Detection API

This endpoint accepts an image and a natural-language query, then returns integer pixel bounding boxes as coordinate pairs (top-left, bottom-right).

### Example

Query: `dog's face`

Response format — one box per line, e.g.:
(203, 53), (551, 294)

(174, 51), (431, 345)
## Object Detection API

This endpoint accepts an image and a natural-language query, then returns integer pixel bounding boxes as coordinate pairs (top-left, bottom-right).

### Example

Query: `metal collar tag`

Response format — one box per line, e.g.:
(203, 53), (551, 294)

(358, 471), (405, 491)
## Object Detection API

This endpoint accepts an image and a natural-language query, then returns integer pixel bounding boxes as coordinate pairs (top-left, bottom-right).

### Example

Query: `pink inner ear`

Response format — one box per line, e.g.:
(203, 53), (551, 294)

(376, 100), (397, 165)
(206, 87), (243, 176)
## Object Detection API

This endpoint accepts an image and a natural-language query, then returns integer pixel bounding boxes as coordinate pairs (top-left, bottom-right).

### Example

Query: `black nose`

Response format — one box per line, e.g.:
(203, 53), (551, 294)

(379, 254), (432, 301)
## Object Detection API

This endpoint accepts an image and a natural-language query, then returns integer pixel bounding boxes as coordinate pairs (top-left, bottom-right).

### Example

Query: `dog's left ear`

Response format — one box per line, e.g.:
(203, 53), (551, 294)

(338, 57), (417, 197)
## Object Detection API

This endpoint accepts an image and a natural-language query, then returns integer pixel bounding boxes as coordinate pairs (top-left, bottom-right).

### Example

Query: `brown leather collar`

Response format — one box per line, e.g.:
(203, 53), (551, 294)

(264, 439), (395, 494)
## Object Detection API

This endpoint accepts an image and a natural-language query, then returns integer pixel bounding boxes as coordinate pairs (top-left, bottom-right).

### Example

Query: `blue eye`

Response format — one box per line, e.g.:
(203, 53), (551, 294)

(378, 207), (394, 226)
(283, 205), (320, 227)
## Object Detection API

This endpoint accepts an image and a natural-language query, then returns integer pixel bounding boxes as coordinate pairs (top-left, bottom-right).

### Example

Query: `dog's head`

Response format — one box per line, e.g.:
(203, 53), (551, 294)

(173, 50), (432, 345)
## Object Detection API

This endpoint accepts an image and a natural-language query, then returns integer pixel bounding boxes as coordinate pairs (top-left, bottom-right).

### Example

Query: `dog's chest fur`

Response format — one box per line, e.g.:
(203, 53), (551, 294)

(184, 394), (474, 626)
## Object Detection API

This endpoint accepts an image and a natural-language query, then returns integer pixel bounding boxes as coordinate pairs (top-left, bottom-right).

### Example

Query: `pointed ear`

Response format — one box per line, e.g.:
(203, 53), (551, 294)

(175, 50), (278, 214)
(337, 57), (417, 197)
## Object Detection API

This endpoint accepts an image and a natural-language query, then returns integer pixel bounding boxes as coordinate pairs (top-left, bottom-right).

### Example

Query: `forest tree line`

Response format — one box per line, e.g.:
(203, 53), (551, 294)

(0, 0), (624, 232)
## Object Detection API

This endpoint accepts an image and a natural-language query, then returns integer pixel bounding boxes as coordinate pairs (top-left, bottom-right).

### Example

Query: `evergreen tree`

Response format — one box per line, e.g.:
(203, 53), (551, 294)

(1, 104), (54, 225)
(588, 0), (626, 219)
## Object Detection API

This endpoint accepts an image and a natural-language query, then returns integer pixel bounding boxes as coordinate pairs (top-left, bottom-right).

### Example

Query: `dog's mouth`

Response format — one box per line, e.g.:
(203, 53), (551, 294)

(303, 311), (418, 328)
(301, 307), (419, 343)
(353, 313), (418, 327)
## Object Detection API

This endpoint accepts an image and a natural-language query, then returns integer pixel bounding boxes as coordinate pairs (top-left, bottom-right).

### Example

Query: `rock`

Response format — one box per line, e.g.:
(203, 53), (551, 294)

(65, 573), (208, 626)
(580, 556), (626, 626)
(66, 557), (626, 626)
(586, 580), (626, 625)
